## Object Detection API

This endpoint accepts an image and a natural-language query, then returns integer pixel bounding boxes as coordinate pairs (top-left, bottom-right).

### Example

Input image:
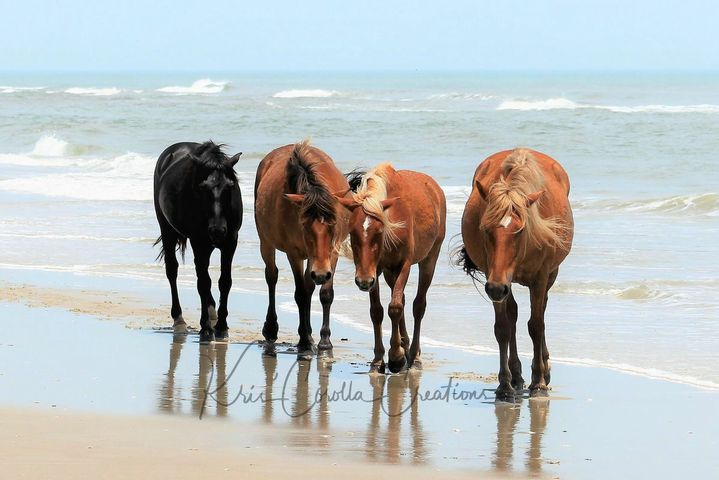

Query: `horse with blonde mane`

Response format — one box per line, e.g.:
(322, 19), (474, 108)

(336, 164), (446, 373)
(255, 140), (351, 357)
(457, 148), (573, 398)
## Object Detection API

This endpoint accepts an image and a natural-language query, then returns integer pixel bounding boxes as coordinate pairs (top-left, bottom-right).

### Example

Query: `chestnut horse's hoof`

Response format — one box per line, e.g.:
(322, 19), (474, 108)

(529, 385), (549, 398)
(512, 376), (526, 391)
(387, 356), (407, 374)
(410, 358), (423, 371)
(214, 328), (229, 342)
(263, 342), (277, 357)
(296, 343), (316, 360)
(495, 383), (516, 402)
(199, 329), (215, 344)
(317, 339), (333, 351)
(173, 318), (188, 334)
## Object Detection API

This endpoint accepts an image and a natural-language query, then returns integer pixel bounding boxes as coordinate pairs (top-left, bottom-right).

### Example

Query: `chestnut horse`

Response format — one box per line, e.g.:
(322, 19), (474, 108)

(336, 164), (446, 373)
(457, 148), (573, 399)
(254, 140), (351, 357)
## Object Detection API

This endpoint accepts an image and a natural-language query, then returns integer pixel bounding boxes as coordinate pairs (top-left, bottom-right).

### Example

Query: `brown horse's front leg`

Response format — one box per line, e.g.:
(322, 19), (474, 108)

(387, 262), (411, 373)
(288, 255), (315, 359)
(493, 299), (514, 400)
(409, 249), (440, 369)
(318, 255), (338, 351)
(507, 292), (524, 390)
(528, 277), (550, 397)
(260, 242), (279, 355)
(369, 279), (385, 373)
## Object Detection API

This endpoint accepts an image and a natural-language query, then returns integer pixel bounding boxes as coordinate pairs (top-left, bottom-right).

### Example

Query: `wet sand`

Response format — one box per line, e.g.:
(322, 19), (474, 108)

(1, 268), (718, 478)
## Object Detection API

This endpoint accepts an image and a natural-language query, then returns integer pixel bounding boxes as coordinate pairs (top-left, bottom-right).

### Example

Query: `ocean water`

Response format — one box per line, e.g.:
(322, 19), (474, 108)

(1, 71), (717, 388)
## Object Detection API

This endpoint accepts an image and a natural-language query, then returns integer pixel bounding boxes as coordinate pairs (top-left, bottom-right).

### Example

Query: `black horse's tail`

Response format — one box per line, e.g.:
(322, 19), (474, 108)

(344, 168), (365, 192)
(153, 235), (187, 262)
(450, 237), (485, 286)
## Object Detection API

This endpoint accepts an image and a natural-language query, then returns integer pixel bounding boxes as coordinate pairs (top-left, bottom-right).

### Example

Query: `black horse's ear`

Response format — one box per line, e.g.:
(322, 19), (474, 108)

(227, 152), (242, 167)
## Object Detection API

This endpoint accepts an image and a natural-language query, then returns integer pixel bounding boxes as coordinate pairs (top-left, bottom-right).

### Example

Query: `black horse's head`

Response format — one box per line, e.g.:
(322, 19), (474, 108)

(191, 141), (242, 246)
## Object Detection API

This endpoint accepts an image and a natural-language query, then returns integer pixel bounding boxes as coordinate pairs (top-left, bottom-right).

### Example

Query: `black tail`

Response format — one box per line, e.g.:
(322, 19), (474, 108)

(344, 168), (365, 192)
(153, 235), (187, 262)
(450, 236), (485, 287)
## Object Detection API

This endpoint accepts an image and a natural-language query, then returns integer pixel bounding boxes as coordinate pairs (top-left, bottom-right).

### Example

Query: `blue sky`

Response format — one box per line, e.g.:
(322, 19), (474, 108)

(2, 0), (718, 71)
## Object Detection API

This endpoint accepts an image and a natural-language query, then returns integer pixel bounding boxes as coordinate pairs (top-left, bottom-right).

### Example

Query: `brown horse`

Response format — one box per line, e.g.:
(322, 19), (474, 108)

(336, 164), (446, 373)
(254, 140), (351, 357)
(457, 148), (573, 399)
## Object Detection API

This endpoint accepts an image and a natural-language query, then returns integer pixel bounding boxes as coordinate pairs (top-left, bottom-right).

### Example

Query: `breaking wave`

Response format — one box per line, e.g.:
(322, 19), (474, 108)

(157, 79), (229, 94)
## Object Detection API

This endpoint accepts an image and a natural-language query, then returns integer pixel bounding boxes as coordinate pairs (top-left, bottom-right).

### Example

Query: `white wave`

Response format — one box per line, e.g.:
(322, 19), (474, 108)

(31, 135), (68, 157)
(497, 97), (719, 114)
(574, 192), (719, 216)
(157, 79), (229, 94)
(0, 233), (154, 243)
(0, 135), (99, 167)
(428, 92), (495, 101)
(441, 185), (472, 215)
(0, 152), (155, 201)
(64, 87), (122, 96)
(272, 89), (339, 99)
(0, 86), (45, 94)
(497, 97), (581, 111)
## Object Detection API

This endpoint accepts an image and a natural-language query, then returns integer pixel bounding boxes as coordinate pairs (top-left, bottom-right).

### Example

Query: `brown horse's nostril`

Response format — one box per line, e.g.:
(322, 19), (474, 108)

(355, 276), (375, 291)
(311, 271), (331, 285)
(485, 282), (510, 302)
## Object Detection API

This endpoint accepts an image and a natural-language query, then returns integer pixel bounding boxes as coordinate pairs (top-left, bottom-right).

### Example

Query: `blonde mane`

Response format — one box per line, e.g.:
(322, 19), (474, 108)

(480, 149), (569, 252)
(351, 163), (405, 248)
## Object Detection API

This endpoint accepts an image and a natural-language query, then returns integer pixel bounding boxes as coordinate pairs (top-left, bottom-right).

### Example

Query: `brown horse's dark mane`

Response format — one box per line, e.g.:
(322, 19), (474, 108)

(286, 140), (336, 225)
(192, 141), (238, 180)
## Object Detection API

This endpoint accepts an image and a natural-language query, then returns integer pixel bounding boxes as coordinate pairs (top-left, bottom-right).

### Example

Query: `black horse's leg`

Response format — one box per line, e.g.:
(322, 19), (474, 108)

(215, 238), (237, 341)
(158, 220), (185, 333)
(317, 255), (338, 351)
(260, 241), (279, 355)
(507, 292), (524, 390)
(191, 241), (215, 343)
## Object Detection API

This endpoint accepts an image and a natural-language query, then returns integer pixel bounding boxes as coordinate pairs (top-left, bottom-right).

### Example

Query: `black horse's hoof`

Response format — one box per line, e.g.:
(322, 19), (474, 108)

(263, 342), (277, 357)
(214, 328), (229, 342)
(529, 385), (549, 398)
(199, 330), (215, 344)
(317, 339), (333, 351)
(387, 356), (407, 374)
(495, 384), (516, 402)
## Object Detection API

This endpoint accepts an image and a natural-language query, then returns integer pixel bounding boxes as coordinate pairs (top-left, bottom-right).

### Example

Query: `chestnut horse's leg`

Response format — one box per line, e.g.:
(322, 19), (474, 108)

(383, 270), (409, 351)
(493, 299), (514, 399)
(408, 245), (440, 369)
(528, 275), (550, 397)
(542, 269), (558, 386)
(191, 240), (215, 343)
(160, 229), (186, 333)
(260, 242), (279, 354)
(507, 292), (524, 390)
(215, 240), (237, 341)
(288, 255), (315, 357)
(317, 255), (338, 351)
(369, 276), (385, 373)
(386, 261), (411, 373)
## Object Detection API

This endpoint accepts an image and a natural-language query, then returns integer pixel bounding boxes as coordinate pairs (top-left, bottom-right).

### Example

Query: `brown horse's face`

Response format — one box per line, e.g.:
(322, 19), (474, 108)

(303, 217), (336, 285)
(481, 213), (521, 302)
(348, 210), (385, 291)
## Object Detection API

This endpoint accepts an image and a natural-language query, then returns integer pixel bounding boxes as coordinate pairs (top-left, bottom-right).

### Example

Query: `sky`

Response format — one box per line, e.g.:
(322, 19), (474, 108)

(2, 0), (718, 72)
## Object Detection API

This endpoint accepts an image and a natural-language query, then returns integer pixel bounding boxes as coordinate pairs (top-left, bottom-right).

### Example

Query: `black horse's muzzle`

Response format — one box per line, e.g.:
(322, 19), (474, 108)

(208, 225), (227, 245)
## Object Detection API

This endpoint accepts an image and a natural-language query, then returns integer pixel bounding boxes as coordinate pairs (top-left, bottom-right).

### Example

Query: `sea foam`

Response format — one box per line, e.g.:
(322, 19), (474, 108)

(497, 97), (719, 114)
(64, 87), (122, 96)
(157, 79), (229, 94)
(272, 89), (339, 99)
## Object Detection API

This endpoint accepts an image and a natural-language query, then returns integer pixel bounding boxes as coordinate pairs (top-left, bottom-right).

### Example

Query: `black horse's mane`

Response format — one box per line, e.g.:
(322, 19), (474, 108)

(192, 141), (237, 180)
(286, 140), (336, 225)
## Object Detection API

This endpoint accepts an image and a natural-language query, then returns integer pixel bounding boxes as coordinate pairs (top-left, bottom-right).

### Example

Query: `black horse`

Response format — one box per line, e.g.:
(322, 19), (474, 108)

(154, 141), (243, 342)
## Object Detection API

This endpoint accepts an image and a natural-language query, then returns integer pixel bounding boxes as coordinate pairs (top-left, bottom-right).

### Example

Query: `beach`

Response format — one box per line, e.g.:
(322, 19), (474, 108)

(1, 71), (718, 478)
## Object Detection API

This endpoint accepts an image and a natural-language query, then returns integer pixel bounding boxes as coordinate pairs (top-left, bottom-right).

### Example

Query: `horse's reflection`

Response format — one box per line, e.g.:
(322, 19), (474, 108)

(156, 334), (229, 418)
(366, 371), (425, 464)
(492, 398), (550, 475)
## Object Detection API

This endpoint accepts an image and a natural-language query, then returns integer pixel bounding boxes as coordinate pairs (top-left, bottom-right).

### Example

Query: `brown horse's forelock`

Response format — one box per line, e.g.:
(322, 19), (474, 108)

(192, 141), (238, 180)
(287, 141), (337, 225)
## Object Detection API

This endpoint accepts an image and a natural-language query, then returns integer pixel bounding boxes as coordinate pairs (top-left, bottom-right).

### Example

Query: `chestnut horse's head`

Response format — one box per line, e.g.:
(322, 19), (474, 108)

(477, 180), (544, 302)
(336, 196), (399, 291)
(191, 142), (242, 246)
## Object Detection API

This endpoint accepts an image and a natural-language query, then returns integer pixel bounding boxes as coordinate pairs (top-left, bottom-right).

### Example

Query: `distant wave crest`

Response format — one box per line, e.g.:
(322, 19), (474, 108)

(0, 86), (45, 94)
(64, 87), (122, 96)
(497, 97), (719, 113)
(272, 89), (339, 99)
(575, 193), (719, 217)
(157, 79), (229, 95)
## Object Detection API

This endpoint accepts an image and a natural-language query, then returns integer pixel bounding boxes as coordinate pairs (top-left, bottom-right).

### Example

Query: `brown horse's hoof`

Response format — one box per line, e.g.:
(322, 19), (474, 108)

(296, 343), (315, 360)
(317, 339), (333, 351)
(387, 356), (407, 374)
(199, 329), (215, 344)
(512, 376), (526, 391)
(172, 317), (188, 334)
(214, 328), (229, 341)
(410, 358), (423, 371)
(529, 385), (549, 398)
(495, 383), (516, 402)
(369, 361), (386, 374)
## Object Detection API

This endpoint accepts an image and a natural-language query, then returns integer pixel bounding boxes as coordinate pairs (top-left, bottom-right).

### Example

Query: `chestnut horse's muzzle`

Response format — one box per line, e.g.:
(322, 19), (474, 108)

(485, 282), (510, 302)
(355, 276), (375, 292)
(310, 270), (332, 285)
